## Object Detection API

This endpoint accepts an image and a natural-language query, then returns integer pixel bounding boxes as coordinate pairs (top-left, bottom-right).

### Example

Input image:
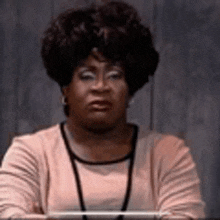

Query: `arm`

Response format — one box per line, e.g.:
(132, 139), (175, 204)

(155, 136), (205, 219)
(0, 136), (46, 219)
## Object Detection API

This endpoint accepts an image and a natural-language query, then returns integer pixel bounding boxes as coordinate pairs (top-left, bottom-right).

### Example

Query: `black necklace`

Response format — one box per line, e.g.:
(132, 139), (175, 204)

(60, 122), (138, 220)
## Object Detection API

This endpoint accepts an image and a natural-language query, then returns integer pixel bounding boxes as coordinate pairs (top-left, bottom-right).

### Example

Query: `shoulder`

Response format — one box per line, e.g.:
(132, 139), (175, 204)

(137, 125), (193, 169)
(12, 124), (61, 150)
(138, 125), (186, 151)
(2, 124), (62, 166)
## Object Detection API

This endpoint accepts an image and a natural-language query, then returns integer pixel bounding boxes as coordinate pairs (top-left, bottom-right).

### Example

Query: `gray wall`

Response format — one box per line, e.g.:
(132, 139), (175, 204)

(0, 0), (220, 217)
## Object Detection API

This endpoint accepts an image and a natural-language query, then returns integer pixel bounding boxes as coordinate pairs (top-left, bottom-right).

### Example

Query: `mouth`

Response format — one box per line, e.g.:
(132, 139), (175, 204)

(89, 100), (112, 111)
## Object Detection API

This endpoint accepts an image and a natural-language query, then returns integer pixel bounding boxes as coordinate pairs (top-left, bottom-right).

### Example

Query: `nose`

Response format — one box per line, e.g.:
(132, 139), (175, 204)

(91, 75), (110, 92)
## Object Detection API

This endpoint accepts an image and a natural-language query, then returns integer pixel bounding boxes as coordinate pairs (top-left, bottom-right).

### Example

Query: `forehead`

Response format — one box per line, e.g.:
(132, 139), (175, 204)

(77, 52), (124, 69)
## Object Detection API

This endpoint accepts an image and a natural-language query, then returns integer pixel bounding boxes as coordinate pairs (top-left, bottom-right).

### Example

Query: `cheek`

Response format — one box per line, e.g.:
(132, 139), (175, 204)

(69, 82), (86, 99)
(116, 84), (130, 104)
(120, 82), (129, 97)
(67, 90), (85, 114)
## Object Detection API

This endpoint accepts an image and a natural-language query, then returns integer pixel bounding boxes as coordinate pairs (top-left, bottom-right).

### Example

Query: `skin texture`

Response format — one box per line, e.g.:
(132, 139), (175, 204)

(62, 52), (134, 162)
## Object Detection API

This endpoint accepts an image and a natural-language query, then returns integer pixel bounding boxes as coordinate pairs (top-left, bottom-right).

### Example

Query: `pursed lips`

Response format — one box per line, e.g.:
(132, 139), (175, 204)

(89, 100), (112, 110)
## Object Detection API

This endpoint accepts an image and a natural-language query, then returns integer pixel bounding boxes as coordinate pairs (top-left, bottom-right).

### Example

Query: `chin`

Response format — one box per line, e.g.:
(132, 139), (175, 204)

(83, 120), (116, 134)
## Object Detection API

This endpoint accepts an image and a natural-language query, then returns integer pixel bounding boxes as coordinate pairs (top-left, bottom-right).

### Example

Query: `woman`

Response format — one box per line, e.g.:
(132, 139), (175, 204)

(0, 1), (205, 219)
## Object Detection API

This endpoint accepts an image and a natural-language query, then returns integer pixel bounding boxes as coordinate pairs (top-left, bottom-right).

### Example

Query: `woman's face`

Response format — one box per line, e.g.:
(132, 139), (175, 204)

(63, 53), (130, 132)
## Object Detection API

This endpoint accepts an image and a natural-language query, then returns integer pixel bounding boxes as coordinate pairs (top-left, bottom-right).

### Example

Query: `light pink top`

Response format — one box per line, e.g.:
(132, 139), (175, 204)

(0, 123), (205, 219)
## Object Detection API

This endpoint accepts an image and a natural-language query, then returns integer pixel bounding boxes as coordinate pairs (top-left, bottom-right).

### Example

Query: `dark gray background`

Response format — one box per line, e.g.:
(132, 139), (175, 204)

(0, 0), (219, 217)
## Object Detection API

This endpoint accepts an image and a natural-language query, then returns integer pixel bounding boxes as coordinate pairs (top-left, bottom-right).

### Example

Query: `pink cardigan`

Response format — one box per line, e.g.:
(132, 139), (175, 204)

(0, 123), (205, 219)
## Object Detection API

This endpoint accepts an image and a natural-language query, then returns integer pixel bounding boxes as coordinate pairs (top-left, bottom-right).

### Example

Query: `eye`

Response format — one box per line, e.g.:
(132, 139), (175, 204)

(79, 71), (95, 80)
(107, 70), (123, 80)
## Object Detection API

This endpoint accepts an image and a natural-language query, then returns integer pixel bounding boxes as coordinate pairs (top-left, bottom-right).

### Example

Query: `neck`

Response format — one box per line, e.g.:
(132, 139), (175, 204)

(65, 118), (134, 162)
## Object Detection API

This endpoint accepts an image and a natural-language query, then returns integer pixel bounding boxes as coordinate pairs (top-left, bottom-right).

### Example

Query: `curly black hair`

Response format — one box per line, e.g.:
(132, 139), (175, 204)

(41, 0), (159, 98)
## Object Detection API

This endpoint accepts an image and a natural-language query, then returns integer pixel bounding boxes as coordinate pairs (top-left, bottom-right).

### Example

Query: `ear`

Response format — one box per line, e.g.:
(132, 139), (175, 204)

(128, 94), (133, 103)
(126, 94), (132, 109)
(62, 86), (70, 97)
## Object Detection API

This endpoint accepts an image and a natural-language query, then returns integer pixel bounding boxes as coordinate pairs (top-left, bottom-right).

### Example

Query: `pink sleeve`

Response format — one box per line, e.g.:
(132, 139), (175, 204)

(154, 135), (205, 218)
(0, 137), (46, 219)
